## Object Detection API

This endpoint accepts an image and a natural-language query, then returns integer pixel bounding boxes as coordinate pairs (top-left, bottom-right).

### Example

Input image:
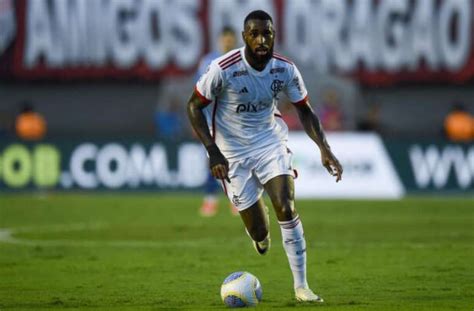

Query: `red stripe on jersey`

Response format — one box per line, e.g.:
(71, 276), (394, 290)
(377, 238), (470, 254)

(221, 57), (242, 70)
(221, 55), (242, 69)
(292, 95), (308, 106)
(221, 180), (228, 196)
(219, 54), (241, 68)
(194, 86), (212, 105)
(218, 51), (240, 66)
(273, 54), (293, 64)
(273, 52), (293, 62)
(212, 98), (229, 197)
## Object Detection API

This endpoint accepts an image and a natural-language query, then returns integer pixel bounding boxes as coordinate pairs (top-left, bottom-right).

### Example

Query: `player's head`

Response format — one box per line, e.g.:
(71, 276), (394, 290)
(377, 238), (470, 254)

(242, 10), (274, 64)
(219, 26), (237, 54)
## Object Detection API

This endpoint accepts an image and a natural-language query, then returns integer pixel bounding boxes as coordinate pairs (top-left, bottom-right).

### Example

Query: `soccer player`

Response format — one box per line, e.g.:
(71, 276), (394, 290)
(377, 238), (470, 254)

(187, 10), (343, 302)
(196, 26), (239, 217)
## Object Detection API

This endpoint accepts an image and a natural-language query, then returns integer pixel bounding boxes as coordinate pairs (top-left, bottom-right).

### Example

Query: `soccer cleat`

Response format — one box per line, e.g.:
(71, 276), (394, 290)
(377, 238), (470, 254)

(245, 205), (271, 255)
(253, 235), (271, 255)
(252, 205), (271, 255)
(199, 199), (218, 217)
(295, 287), (324, 303)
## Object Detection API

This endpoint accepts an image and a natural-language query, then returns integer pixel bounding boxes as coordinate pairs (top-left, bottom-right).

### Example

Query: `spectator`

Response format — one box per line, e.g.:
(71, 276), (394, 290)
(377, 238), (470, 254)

(444, 102), (473, 142)
(154, 96), (184, 139)
(15, 101), (47, 141)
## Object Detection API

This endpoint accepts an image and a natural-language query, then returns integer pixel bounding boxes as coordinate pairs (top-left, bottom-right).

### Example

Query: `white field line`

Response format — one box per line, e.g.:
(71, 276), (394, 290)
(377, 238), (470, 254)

(0, 223), (229, 248)
(0, 224), (472, 249)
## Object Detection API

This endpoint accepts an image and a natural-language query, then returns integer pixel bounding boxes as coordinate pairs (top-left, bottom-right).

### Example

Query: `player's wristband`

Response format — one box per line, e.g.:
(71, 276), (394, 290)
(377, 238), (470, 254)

(206, 144), (221, 158)
(206, 144), (225, 168)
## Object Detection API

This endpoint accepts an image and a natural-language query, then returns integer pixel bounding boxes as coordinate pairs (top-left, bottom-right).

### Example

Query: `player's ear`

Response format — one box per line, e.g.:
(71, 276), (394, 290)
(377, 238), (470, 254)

(241, 31), (246, 42)
(270, 24), (276, 37)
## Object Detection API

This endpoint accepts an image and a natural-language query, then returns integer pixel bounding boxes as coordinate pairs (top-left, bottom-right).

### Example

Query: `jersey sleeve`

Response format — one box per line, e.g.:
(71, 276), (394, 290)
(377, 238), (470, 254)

(285, 64), (308, 105)
(195, 61), (224, 105)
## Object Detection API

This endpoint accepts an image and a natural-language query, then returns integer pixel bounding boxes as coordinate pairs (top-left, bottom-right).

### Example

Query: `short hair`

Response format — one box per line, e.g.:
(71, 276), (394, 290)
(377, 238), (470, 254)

(221, 25), (236, 36)
(244, 10), (273, 28)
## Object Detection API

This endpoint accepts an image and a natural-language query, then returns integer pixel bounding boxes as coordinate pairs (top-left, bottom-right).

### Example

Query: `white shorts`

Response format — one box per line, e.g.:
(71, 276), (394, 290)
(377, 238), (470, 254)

(221, 144), (295, 211)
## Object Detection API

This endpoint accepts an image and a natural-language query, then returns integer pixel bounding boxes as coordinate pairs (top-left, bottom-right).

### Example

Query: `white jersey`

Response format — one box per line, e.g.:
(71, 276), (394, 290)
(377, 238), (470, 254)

(195, 47), (308, 160)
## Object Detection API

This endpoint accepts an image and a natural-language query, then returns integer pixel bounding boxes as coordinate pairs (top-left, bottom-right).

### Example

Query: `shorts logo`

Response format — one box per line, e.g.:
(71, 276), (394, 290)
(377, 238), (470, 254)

(271, 79), (284, 98)
(232, 194), (241, 206)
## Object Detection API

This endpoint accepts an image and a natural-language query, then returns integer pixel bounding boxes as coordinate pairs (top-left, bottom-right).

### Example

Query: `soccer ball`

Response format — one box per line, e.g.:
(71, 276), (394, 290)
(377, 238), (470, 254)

(220, 271), (262, 308)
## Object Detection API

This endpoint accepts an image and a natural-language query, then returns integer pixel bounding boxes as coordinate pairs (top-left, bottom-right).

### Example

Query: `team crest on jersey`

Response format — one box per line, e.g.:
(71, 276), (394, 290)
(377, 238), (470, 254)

(271, 79), (284, 98)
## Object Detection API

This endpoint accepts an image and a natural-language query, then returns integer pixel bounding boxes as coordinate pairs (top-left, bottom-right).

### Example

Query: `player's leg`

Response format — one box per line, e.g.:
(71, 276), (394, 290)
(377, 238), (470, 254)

(200, 171), (219, 217)
(263, 175), (296, 221)
(264, 175), (323, 302)
(221, 158), (270, 254)
(239, 197), (270, 254)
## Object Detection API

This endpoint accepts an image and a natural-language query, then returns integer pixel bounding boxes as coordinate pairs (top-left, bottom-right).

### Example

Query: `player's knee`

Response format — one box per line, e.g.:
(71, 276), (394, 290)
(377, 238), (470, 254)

(274, 200), (296, 221)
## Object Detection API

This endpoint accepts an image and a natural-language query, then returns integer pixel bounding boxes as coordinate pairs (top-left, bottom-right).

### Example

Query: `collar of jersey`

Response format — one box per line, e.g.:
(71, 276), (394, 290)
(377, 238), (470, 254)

(241, 47), (272, 77)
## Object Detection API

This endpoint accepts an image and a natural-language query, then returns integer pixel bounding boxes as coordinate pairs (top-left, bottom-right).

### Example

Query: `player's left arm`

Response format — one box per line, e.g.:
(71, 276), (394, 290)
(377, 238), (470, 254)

(284, 62), (342, 181)
(293, 100), (343, 182)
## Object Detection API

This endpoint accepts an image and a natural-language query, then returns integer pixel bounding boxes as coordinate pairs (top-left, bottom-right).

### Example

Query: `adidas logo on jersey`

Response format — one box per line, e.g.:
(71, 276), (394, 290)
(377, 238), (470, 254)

(239, 87), (248, 94)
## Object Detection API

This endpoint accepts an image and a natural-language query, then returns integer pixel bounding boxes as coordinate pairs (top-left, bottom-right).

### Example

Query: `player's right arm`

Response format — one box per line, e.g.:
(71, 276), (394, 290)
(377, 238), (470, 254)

(187, 63), (230, 182)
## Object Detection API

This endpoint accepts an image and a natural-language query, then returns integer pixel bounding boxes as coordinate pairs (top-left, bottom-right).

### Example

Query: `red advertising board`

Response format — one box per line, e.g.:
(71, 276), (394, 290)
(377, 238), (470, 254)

(1, 0), (473, 85)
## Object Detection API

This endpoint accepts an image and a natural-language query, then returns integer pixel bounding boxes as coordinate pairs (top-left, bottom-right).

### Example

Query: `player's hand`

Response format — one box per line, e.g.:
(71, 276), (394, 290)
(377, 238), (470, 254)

(321, 148), (343, 182)
(206, 144), (230, 183)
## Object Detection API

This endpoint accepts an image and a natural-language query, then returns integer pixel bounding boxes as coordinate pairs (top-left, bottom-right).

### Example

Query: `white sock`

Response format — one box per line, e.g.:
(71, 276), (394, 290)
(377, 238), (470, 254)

(279, 215), (309, 289)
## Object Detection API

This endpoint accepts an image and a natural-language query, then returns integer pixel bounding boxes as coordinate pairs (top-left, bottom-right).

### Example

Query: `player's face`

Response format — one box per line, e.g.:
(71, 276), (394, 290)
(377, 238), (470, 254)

(242, 19), (274, 64)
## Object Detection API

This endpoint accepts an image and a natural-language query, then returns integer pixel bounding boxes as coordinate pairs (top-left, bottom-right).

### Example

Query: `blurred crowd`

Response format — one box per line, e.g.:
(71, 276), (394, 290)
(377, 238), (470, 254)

(150, 87), (474, 143)
(3, 93), (472, 143)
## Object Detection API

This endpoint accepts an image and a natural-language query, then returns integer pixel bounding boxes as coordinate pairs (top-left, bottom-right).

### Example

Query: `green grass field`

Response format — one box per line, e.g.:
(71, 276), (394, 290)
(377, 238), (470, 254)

(0, 194), (473, 310)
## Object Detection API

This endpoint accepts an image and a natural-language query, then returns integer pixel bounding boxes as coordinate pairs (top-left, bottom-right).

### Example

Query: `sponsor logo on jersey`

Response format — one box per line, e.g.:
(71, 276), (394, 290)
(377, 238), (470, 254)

(270, 67), (285, 74)
(236, 101), (271, 113)
(271, 79), (284, 98)
(232, 70), (248, 77)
